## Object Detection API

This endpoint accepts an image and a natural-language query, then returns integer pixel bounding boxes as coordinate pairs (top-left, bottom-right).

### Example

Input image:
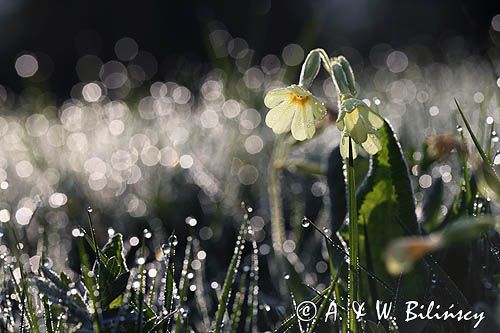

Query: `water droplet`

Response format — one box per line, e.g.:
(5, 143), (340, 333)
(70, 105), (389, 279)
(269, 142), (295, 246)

(301, 217), (310, 228)
(492, 131), (499, 143)
(168, 234), (178, 247)
(283, 273), (290, 280)
(456, 125), (463, 133)
(87, 206), (93, 213)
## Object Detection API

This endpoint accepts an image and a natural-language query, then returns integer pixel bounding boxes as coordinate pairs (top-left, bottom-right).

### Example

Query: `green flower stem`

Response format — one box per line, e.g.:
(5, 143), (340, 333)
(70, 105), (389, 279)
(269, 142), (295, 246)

(268, 135), (290, 272)
(347, 138), (359, 332)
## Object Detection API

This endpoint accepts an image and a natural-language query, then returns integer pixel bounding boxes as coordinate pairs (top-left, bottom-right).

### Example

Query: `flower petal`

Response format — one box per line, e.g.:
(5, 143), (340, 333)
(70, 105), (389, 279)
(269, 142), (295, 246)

(336, 110), (346, 131)
(344, 110), (359, 132)
(291, 104), (315, 141)
(336, 119), (345, 131)
(350, 122), (368, 144)
(264, 88), (289, 108)
(265, 101), (294, 134)
(367, 109), (384, 129)
(340, 135), (349, 159)
(340, 135), (358, 159)
(344, 110), (368, 144)
(361, 133), (382, 155)
(288, 84), (311, 97)
(309, 97), (326, 120)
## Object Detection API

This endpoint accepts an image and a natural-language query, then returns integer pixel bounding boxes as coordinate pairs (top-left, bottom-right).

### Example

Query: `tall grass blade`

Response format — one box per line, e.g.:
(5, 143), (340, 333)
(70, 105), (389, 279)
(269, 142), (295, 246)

(174, 236), (193, 333)
(245, 234), (259, 332)
(307, 262), (346, 333)
(211, 218), (248, 332)
(162, 233), (177, 330)
(454, 99), (492, 165)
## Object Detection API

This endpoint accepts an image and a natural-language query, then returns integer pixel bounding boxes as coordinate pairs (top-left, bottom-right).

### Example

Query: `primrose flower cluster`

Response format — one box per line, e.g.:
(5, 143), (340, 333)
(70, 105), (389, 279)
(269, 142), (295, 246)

(264, 48), (384, 158)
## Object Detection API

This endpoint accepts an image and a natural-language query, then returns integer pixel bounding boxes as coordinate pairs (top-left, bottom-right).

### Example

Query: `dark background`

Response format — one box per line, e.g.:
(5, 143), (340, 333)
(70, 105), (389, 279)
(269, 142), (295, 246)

(1, 0), (499, 97)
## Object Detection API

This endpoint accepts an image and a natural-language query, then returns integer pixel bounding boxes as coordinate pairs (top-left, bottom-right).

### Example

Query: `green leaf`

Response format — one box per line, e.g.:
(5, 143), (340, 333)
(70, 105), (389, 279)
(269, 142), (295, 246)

(108, 295), (123, 309)
(355, 120), (423, 302)
(101, 234), (128, 275)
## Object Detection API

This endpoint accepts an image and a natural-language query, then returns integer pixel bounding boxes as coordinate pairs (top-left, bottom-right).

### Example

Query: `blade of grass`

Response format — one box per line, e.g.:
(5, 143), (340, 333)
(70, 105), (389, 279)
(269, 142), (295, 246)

(6, 221), (40, 333)
(289, 291), (306, 333)
(147, 309), (179, 332)
(307, 262), (346, 333)
(75, 235), (103, 333)
(455, 99), (496, 170)
(273, 285), (333, 333)
(162, 234), (177, 331)
(228, 274), (247, 333)
(486, 121), (495, 160)
(192, 238), (211, 331)
(211, 218), (248, 333)
(43, 295), (54, 333)
(305, 218), (395, 294)
(245, 233), (259, 332)
(174, 236), (193, 333)
(458, 130), (473, 208)
(136, 243), (146, 333)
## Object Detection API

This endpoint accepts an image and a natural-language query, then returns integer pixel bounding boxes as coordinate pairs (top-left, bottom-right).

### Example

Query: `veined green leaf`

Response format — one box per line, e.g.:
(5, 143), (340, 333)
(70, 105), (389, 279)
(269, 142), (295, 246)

(355, 120), (423, 303)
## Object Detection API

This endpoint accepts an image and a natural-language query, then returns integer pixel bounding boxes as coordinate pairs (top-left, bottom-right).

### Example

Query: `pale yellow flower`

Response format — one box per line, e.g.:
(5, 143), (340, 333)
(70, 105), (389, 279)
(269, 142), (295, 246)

(264, 85), (326, 141)
(337, 98), (384, 159)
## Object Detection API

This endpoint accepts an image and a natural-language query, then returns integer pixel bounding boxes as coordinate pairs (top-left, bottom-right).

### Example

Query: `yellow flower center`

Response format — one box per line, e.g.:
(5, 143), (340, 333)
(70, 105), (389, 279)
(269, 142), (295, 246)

(288, 93), (309, 107)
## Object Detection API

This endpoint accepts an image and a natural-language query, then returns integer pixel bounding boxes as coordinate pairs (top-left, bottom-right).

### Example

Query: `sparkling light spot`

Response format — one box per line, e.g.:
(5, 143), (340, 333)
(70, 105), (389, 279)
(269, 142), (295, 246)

(0, 209), (10, 223)
(16, 160), (34, 178)
(386, 51), (408, 73)
(15, 54), (38, 78)
(82, 83), (102, 102)
(15, 207), (33, 225)
(179, 155), (194, 169)
(282, 44), (304, 66)
(492, 14), (500, 31)
(419, 174), (432, 189)
(429, 106), (439, 116)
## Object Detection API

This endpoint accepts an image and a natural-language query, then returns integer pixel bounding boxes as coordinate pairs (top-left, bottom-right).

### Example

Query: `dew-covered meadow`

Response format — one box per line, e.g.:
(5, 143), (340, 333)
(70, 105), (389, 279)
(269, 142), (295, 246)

(0, 4), (500, 333)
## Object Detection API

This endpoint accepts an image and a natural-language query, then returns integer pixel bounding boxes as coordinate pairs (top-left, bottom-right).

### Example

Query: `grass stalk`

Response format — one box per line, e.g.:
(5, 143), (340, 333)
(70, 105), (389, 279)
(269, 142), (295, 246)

(211, 218), (248, 332)
(455, 99), (492, 166)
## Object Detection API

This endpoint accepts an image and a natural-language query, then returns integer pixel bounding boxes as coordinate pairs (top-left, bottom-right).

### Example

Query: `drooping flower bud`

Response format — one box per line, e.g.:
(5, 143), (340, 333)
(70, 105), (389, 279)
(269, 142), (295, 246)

(331, 60), (352, 97)
(337, 56), (356, 96)
(299, 50), (321, 89)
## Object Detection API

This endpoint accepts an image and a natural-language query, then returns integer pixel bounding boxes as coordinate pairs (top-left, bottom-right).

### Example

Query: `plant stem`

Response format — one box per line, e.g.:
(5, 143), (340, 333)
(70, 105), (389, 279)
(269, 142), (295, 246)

(347, 138), (359, 332)
(268, 136), (289, 267)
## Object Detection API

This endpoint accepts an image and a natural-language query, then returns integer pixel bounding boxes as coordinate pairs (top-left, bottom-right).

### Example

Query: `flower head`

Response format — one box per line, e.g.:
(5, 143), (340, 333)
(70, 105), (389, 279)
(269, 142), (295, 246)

(264, 85), (326, 141)
(336, 98), (384, 159)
